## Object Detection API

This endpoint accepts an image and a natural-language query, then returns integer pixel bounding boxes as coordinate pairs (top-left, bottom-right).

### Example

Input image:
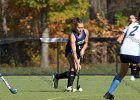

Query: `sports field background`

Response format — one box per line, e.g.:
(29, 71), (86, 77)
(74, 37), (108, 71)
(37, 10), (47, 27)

(0, 75), (140, 100)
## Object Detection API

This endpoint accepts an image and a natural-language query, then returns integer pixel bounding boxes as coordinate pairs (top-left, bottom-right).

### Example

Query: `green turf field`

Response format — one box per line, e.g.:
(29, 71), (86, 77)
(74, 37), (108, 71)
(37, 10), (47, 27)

(0, 76), (140, 100)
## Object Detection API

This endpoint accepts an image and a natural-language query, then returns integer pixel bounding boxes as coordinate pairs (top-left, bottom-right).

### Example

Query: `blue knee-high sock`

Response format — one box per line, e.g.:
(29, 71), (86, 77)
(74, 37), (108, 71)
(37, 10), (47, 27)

(108, 74), (122, 95)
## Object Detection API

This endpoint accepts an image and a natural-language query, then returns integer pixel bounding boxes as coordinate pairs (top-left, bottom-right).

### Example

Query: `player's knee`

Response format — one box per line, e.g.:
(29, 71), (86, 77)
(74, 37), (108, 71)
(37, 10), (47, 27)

(69, 71), (74, 76)
(69, 71), (76, 77)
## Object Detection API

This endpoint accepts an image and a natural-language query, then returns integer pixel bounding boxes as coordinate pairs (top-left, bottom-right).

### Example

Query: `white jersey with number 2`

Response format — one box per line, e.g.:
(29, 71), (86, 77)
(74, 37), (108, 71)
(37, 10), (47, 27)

(120, 22), (140, 56)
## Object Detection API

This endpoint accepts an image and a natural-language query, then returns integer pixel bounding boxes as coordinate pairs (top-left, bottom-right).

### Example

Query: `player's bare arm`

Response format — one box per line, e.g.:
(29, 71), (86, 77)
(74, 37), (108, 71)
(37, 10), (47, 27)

(70, 33), (81, 71)
(80, 29), (89, 57)
(117, 33), (125, 44)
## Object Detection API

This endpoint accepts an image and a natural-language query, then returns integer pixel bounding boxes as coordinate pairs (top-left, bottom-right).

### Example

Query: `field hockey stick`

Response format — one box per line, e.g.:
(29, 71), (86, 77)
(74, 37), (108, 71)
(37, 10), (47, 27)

(76, 70), (80, 90)
(0, 73), (17, 94)
(76, 57), (83, 90)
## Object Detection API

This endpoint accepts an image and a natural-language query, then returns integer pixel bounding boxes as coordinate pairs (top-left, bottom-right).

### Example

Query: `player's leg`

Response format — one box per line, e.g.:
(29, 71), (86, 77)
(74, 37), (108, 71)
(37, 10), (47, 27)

(130, 63), (140, 79)
(130, 63), (136, 80)
(65, 53), (77, 92)
(138, 66), (140, 78)
(56, 71), (69, 79)
(138, 64), (140, 78)
(66, 71), (76, 91)
(104, 63), (129, 99)
(135, 64), (140, 78)
(52, 71), (69, 89)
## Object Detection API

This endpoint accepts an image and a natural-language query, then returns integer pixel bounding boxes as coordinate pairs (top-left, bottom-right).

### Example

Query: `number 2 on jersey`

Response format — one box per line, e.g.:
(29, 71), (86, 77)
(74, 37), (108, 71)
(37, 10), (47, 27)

(129, 26), (139, 36)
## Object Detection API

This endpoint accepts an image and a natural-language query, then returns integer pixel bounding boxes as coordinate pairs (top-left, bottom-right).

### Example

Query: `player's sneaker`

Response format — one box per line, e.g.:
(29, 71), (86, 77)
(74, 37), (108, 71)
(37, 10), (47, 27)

(52, 73), (58, 89)
(130, 75), (135, 81)
(103, 92), (114, 100)
(65, 86), (77, 92)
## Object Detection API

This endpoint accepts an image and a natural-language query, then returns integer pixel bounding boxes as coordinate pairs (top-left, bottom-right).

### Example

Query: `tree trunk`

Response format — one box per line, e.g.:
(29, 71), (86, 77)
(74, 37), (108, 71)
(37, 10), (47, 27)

(89, 0), (107, 19)
(40, 28), (49, 68)
(89, 0), (107, 63)
(40, 8), (49, 68)
(1, 0), (8, 36)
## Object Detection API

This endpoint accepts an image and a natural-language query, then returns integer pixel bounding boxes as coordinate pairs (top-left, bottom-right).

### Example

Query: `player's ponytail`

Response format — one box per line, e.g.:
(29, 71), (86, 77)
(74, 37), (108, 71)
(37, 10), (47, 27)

(66, 17), (83, 26)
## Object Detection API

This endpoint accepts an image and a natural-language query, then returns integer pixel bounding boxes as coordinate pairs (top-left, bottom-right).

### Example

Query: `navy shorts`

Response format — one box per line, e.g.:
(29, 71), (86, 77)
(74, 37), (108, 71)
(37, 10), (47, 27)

(65, 50), (81, 59)
(120, 54), (140, 64)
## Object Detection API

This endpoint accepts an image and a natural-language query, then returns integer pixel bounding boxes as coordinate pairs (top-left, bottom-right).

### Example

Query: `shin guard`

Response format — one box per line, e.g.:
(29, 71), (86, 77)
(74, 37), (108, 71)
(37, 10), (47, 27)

(67, 71), (76, 87)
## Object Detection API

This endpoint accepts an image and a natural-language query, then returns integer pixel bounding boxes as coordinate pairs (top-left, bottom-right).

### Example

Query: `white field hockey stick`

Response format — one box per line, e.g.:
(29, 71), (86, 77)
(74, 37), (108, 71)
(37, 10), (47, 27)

(0, 73), (17, 94)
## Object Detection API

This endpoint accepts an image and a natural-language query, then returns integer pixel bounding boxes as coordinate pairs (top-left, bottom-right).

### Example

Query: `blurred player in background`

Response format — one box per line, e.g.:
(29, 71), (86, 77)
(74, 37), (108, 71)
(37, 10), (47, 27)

(104, 14), (140, 99)
(129, 63), (140, 81)
(52, 17), (89, 92)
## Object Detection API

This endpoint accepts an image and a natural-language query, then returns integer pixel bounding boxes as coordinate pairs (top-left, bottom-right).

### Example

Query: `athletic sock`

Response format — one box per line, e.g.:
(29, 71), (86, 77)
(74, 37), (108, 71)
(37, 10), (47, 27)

(108, 74), (122, 95)
(55, 71), (69, 79)
(67, 71), (76, 87)
(133, 66), (137, 78)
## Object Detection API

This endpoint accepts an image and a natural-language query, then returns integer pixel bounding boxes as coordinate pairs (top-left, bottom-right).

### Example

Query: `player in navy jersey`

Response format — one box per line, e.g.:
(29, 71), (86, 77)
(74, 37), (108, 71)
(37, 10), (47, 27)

(104, 14), (140, 99)
(52, 17), (89, 92)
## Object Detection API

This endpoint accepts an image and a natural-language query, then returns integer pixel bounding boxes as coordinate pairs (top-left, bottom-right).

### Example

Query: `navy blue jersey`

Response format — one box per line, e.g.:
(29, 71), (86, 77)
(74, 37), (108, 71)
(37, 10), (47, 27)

(65, 30), (86, 58)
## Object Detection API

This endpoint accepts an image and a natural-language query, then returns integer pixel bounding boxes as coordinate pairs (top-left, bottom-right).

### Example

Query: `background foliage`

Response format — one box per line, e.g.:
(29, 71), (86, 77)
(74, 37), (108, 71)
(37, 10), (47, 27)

(0, 0), (140, 68)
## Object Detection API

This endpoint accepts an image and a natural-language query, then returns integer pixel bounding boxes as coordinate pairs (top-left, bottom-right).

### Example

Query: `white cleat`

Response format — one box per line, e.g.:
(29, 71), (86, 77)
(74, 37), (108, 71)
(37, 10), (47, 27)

(130, 76), (135, 81)
(65, 86), (77, 92)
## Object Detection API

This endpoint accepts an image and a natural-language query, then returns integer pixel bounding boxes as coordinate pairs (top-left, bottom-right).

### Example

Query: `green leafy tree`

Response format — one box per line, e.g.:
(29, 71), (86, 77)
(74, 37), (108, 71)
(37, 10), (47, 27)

(14, 0), (89, 68)
(115, 12), (128, 27)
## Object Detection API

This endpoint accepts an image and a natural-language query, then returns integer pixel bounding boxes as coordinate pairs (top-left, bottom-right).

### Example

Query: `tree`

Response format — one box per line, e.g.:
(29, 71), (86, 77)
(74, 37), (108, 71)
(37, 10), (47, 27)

(1, 0), (8, 36)
(107, 0), (140, 23)
(12, 0), (49, 68)
(14, 0), (89, 68)
(40, 7), (49, 68)
(89, 0), (107, 19)
(0, 0), (90, 67)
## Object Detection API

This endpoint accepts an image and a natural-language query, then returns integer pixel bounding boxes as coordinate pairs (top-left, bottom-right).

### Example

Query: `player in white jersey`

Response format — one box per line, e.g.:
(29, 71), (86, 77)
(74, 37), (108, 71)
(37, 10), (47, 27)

(104, 15), (140, 100)
(121, 19), (140, 81)
(121, 16), (140, 80)
(120, 22), (140, 56)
